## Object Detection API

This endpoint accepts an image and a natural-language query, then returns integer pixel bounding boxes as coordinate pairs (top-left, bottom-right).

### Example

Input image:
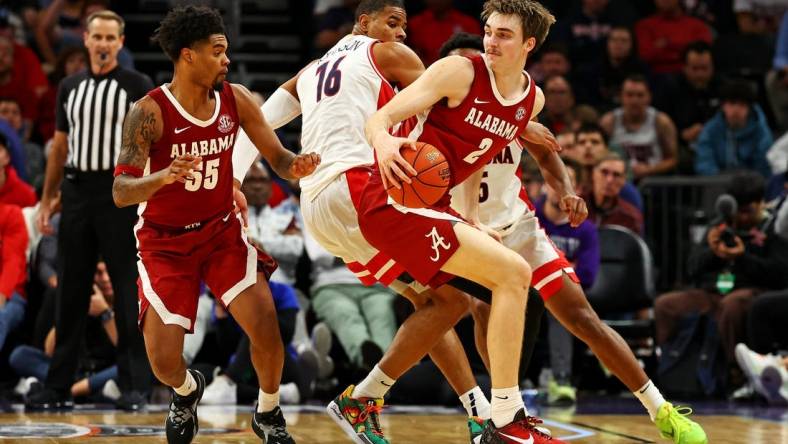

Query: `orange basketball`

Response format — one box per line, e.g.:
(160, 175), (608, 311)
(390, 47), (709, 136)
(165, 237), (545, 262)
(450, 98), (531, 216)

(385, 142), (451, 208)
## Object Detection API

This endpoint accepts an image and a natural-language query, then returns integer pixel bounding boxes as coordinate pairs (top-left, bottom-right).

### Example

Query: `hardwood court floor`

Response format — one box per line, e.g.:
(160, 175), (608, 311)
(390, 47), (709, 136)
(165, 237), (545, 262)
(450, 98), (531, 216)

(0, 404), (785, 443)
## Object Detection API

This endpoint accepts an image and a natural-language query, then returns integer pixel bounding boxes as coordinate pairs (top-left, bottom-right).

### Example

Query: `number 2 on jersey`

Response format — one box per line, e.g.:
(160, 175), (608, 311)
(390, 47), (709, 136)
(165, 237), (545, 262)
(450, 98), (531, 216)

(464, 138), (493, 164)
(315, 56), (345, 102)
(185, 158), (219, 192)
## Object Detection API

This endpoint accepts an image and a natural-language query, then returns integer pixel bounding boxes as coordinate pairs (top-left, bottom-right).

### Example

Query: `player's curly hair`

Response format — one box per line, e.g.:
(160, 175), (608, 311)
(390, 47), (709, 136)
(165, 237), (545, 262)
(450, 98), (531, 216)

(482, 0), (556, 50)
(355, 0), (405, 20)
(151, 5), (226, 62)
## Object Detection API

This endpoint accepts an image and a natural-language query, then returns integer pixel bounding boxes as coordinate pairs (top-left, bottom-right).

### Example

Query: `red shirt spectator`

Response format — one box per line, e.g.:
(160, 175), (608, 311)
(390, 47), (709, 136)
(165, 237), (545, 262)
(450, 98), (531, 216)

(0, 164), (36, 208)
(0, 203), (28, 299)
(0, 36), (44, 124)
(585, 153), (645, 234)
(635, 0), (712, 74)
(408, 1), (480, 65)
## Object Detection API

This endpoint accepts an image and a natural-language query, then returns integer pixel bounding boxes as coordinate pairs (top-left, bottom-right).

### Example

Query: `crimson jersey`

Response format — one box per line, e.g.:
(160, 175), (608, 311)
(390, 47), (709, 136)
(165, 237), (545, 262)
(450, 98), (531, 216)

(404, 54), (535, 206)
(142, 82), (239, 227)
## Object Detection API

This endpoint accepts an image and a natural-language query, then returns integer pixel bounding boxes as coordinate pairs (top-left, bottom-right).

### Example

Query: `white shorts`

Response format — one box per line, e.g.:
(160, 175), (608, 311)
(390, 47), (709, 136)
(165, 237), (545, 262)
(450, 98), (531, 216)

(301, 167), (405, 287)
(500, 211), (579, 300)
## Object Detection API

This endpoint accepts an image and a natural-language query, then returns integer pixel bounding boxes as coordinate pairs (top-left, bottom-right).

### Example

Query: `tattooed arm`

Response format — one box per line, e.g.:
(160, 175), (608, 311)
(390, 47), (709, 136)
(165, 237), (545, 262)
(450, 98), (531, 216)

(112, 96), (200, 207)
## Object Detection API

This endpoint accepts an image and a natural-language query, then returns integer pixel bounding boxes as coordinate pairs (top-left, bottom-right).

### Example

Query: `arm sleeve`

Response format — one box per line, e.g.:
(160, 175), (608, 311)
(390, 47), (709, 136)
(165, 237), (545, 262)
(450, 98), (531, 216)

(232, 88), (301, 184)
(734, 235), (788, 288)
(0, 207), (29, 298)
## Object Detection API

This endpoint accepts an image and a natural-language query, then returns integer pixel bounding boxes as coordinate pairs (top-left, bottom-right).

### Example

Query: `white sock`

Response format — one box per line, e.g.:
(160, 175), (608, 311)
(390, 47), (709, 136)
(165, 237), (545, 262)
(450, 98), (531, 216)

(490, 385), (525, 428)
(174, 371), (197, 396)
(257, 389), (280, 413)
(459, 386), (491, 419)
(352, 364), (395, 399)
(633, 380), (666, 421)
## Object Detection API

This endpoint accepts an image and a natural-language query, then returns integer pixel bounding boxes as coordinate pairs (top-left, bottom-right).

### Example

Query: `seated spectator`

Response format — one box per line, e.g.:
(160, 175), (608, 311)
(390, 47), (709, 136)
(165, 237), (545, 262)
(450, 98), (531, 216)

(655, 172), (788, 388)
(734, 0), (788, 35)
(587, 25), (650, 111)
(550, 0), (638, 85)
(539, 75), (577, 136)
(314, 0), (359, 53)
(0, 203), (27, 352)
(680, 0), (737, 33)
(533, 43), (571, 85)
(568, 123), (643, 210)
(305, 230), (397, 373)
(600, 75), (679, 180)
(243, 162), (303, 286)
(694, 80), (773, 177)
(0, 134), (36, 207)
(0, 35), (42, 140)
(534, 159), (599, 405)
(408, 0), (480, 65)
(583, 152), (644, 234)
(0, 98), (43, 187)
(635, 0), (712, 74)
(10, 262), (119, 402)
(734, 283), (788, 405)
(200, 280), (316, 406)
(659, 41), (722, 149)
(766, 13), (788, 132)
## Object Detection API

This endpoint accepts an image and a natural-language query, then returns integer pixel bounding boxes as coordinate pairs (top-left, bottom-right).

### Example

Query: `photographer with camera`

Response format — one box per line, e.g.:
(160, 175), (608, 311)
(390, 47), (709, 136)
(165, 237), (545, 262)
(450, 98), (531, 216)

(654, 171), (788, 391)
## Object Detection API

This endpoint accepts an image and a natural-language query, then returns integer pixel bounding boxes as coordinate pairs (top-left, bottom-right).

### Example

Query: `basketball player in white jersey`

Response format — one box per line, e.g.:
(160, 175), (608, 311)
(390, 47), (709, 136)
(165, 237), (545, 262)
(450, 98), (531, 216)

(439, 33), (707, 444)
(231, 2), (506, 442)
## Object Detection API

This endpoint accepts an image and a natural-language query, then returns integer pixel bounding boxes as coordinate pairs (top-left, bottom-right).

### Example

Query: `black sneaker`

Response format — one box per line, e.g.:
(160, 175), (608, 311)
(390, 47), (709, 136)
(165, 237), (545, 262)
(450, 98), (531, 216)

(165, 369), (205, 444)
(116, 390), (148, 411)
(25, 386), (74, 411)
(252, 405), (296, 444)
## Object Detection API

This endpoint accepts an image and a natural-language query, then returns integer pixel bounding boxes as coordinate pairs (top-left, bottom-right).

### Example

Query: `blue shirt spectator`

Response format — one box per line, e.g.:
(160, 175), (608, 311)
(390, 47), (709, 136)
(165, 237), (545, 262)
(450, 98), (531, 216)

(695, 81), (773, 177)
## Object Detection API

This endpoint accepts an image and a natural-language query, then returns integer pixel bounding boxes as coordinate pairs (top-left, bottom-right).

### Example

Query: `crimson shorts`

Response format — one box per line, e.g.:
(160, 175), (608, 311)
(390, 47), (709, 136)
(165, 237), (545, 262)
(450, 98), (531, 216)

(134, 211), (277, 332)
(358, 177), (463, 288)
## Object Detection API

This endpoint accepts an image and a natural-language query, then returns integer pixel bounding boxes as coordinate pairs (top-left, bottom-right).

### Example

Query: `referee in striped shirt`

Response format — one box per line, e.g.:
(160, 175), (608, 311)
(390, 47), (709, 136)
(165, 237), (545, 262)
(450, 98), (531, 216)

(32, 10), (153, 411)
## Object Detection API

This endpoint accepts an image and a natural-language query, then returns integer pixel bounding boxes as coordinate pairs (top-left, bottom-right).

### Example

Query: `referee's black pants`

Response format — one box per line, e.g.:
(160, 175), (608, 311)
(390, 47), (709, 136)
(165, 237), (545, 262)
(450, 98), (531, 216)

(46, 171), (152, 395)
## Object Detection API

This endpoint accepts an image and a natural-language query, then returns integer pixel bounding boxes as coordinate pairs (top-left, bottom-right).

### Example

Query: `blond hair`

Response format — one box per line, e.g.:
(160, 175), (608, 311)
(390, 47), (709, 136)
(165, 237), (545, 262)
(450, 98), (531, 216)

(86, 10), (125, 36)
(481, 0), (555, 50)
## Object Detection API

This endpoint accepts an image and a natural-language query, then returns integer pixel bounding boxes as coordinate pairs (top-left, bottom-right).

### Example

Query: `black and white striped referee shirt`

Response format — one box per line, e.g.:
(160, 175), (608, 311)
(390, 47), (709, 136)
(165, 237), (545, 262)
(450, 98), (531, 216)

(56, 66), (153, 172)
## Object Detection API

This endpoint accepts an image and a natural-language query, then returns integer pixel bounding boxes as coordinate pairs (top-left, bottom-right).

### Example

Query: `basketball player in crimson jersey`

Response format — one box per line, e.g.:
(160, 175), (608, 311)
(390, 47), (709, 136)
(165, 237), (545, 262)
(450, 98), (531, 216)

(359, 1), (570, 442)
(440, 34), (708, 444)
(230, 2), (558, 443)
(111, 6), (318, 444)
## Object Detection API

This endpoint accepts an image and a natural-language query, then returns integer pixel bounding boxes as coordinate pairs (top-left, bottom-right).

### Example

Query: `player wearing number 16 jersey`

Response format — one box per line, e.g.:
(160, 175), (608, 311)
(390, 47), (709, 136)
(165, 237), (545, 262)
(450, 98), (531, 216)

(111, 6), (319, 444)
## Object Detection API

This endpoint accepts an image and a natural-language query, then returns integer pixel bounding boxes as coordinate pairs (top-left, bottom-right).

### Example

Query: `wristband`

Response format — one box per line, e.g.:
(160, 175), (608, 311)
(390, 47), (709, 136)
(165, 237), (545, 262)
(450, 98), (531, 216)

(114, 164), (143, 178)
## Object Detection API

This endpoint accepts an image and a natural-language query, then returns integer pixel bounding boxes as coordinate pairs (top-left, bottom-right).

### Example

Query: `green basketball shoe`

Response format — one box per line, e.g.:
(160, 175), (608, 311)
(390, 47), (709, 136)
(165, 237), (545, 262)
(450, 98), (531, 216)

(654, 402), (708, 444)
(327, 385), (389, 444)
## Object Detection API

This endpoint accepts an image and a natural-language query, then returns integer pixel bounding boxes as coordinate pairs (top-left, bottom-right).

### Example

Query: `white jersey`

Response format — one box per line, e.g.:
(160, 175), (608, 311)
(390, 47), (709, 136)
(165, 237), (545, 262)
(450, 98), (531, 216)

(450, 139), (532, 231)
(297, 34), (396, 201)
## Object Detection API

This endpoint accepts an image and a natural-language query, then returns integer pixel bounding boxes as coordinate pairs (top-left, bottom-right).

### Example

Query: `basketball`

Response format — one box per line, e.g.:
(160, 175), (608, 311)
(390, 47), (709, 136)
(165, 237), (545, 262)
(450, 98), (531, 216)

(385, 142), (451, 208)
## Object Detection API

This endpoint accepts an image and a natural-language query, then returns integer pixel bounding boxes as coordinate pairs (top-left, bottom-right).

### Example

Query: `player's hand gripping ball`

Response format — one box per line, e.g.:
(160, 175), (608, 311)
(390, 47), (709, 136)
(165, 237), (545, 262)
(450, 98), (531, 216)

(385, 142), (451, 208)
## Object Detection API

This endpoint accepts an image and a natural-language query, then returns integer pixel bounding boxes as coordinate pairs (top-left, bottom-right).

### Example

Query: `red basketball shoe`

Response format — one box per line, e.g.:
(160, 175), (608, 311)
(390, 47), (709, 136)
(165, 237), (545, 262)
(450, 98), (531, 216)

(479, 409), (565, 444)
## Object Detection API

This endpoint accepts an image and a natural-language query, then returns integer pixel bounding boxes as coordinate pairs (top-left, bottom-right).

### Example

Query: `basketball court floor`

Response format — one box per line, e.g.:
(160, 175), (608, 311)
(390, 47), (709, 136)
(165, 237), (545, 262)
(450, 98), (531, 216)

(0, 397), (785, 443)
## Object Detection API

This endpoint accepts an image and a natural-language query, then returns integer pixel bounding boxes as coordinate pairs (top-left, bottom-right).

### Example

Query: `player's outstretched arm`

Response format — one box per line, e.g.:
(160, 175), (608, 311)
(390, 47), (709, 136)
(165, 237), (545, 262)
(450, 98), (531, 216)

(112, 97), (200, 207)
(232, 83), (320, 181)
(231, 63), (314, 184)
(365, 55), (473, 189)
(521, 134), (588, 228)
